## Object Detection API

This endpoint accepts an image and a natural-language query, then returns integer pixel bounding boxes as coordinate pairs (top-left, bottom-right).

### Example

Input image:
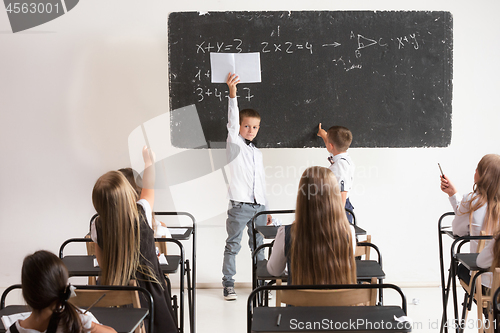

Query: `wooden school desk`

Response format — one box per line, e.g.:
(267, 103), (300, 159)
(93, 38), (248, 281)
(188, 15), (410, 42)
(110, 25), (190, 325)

(0, 284), (152, 333)
(440, 232), (492, 333)
(0, 306), (148, 333)
(247, 284), (411, 333)
(59, 237), (185, 333)
(88, 211), (197, 333)
(154, 211), (197, 333)
(252, 241), (385, 307)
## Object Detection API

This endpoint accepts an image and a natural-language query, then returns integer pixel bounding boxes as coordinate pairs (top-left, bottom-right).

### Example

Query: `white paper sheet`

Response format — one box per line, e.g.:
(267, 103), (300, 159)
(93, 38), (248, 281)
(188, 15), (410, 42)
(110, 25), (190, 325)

(168, 228), (188, 235)
(2, 311), (100, 327)
(210, 52), (261, 83)
(158, 253), (169, 265)
(1, 312), (30, 328)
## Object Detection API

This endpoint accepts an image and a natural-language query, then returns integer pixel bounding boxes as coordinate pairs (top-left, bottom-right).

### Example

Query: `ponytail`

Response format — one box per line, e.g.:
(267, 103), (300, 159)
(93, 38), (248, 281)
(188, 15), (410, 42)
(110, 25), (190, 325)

(47, 284), (82, 333)
(22, 251), (84, 333)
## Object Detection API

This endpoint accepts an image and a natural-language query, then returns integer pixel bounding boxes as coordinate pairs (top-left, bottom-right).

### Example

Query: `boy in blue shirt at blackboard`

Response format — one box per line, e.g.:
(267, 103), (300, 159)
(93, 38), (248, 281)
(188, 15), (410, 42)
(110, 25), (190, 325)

(222, 73), (271, 300)
(318, 124), (355, 223)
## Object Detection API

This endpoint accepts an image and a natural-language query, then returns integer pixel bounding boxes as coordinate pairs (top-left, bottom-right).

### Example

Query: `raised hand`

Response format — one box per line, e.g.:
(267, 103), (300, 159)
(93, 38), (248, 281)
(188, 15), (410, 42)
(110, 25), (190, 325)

(226, 73), (240, 98)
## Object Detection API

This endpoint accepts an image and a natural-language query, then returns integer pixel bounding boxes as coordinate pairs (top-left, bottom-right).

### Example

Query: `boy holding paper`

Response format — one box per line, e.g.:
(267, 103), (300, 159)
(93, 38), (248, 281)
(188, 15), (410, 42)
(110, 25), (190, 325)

(222, 72), (271, 300)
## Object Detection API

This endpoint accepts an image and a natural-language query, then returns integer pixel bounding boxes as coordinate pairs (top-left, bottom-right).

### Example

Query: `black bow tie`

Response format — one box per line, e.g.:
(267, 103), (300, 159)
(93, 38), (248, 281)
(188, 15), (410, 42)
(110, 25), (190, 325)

(245, 139), (257, 147)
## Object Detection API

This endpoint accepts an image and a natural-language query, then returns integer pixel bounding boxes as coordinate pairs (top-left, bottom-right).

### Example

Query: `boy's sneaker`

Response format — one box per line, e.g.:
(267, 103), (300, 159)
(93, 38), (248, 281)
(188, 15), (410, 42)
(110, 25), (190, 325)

(223, 286), (237, 301)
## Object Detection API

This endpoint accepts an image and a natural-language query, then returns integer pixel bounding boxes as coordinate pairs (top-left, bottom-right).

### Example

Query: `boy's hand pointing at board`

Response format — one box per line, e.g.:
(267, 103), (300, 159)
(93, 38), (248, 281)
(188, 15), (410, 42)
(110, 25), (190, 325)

(317, 123), (327, 141)
(226, 73), (240, 98)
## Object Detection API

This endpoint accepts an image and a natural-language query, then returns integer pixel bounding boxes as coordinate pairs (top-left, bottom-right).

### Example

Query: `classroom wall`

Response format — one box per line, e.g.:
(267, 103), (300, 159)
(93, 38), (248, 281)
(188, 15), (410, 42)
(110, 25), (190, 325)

(1, 0), (500, 292)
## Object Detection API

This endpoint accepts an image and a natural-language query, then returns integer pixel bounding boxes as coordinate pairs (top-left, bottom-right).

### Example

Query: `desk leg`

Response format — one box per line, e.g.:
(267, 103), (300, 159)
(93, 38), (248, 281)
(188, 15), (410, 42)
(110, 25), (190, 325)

(439, 230), (449, 333)
(451, 257), (460, 333)
(180, 258), (185, 333)
(378, 278), (384, 305)
(441, 266), (454, 333)
(186, 260), (194, 333)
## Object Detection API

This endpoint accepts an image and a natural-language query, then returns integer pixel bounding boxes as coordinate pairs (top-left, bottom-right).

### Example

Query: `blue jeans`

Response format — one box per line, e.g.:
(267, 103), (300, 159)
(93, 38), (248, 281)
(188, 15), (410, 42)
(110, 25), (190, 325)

(222, 201), (266, 287)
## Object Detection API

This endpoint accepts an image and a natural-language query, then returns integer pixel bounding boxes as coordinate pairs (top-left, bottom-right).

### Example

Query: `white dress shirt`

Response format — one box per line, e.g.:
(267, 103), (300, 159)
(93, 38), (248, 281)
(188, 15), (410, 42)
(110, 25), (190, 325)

(328, 152), (355, 197)
(450, 192), (492, 287)
(450, 192), (487, 253)
(226, 97), (266, 205)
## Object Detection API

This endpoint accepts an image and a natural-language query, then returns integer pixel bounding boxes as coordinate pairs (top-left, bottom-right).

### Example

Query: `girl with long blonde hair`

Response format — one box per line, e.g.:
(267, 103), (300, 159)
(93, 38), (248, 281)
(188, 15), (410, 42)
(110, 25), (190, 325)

(267, 166), (357, 284)
(90, 147), (177, 333)
(441, 154), (500, 287)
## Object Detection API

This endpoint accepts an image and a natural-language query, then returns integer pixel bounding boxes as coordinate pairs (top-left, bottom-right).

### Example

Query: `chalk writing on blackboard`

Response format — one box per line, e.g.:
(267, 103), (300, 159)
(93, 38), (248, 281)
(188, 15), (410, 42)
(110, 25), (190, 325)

(188, 30), (429, 103)
(168, 11), (453, 148)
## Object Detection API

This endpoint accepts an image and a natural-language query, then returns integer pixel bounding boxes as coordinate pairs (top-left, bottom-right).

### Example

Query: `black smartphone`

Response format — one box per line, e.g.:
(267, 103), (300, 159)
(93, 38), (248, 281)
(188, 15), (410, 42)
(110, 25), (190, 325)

(438, 163), (444, 177)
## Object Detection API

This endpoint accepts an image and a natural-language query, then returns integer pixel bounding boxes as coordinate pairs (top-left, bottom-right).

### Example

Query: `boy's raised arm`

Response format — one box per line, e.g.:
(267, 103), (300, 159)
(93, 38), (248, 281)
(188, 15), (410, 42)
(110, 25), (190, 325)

(227, 72), (240, 98)
(226, 73), (241, 135)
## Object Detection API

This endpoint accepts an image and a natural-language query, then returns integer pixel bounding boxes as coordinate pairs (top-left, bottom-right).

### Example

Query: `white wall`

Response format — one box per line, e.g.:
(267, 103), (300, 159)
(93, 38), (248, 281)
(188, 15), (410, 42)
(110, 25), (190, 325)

(1, 0), (500, 292)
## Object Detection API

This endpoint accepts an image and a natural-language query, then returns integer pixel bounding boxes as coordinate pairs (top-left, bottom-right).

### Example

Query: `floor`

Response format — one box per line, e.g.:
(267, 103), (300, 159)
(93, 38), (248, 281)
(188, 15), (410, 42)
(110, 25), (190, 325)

(184, 286), (483, 333)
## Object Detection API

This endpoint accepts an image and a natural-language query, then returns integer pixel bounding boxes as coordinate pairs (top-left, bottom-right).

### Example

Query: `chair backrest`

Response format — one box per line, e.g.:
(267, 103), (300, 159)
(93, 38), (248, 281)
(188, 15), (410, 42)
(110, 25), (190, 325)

(69, 281), (141, 309)
(85, 234), (96, 256)
(280, 278), (377, 307)
(83, 234), (97, 285)
(477, 230), (488, 253)
(69, 282), (151, 333)
(1, 284), (22, 309)
(155, 236), (168, 257)
(354, 235), (372, 259)
(491, 268), (500, 297)
(477, 268), (500, 333)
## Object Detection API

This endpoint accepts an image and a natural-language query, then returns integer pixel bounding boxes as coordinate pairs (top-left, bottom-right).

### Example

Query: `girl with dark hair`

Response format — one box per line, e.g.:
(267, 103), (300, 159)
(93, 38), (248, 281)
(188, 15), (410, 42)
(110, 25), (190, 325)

(6, 250), (115, 333)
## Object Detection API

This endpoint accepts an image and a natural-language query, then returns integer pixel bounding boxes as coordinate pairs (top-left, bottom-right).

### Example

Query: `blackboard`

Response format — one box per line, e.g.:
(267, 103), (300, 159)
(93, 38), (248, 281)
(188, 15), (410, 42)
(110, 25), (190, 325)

(168, 11), (453, 148)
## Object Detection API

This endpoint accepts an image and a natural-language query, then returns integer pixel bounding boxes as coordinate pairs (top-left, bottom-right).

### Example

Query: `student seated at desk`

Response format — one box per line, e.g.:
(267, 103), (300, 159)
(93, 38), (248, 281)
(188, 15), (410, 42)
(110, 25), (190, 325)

(440, 154), (500, 287)
(6, 250), (115, 333)
(90, 147), (177, 333)
(267, 166), (356, 284)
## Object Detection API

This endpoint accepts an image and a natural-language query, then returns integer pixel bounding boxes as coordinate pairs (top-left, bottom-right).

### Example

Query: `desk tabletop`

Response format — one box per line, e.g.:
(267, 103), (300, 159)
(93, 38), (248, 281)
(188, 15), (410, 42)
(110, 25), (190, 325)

(62, 255), (181, 276)
(356, 260), (385, 280)
(167, 227), (193, 240)
(440, 228), (456, 239)
(256, 260), (384, 281)
(257, 225), (366, 239)
(455, 253), (480, 271)
(0, 306), (148, 333)
(251, 306), (410, 332)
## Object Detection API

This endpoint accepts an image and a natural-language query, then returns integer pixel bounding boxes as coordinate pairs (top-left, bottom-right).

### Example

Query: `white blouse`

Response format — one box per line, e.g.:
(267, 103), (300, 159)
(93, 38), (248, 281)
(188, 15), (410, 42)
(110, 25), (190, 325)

(450, 192), (487, 253)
